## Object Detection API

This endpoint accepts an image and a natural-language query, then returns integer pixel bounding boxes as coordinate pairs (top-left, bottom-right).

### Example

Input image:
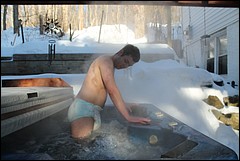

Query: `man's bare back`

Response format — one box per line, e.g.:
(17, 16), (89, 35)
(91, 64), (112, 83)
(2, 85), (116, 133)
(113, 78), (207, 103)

(76, 55), (113, 108)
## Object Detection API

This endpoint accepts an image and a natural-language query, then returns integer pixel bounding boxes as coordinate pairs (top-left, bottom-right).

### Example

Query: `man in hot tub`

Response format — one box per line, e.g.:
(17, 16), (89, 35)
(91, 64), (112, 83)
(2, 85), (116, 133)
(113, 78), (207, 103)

(68, 44), (151, 139)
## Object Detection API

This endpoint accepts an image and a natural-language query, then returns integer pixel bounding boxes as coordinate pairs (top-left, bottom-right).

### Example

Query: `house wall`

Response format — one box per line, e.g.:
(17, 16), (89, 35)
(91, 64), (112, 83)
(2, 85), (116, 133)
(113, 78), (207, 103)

(227, 21), (239, 88)
(181, 7), (239, 89)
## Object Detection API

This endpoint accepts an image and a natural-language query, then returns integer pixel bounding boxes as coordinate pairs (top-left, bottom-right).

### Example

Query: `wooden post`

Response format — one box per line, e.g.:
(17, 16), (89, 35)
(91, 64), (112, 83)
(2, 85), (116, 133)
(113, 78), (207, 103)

(98, 10), (104, 43)
(20, 23), (24, 43)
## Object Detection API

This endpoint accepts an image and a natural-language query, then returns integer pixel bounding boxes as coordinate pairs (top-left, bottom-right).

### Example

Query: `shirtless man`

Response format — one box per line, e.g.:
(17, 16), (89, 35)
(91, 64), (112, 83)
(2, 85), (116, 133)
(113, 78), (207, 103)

(68, 44), (151, 139)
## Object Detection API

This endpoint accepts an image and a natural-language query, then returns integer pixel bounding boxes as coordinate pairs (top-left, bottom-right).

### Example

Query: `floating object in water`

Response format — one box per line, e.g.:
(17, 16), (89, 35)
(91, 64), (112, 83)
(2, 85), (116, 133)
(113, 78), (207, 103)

(149, 135), (158, 145)
(168, 122), (178, 127)
(155, 112), (163, 117)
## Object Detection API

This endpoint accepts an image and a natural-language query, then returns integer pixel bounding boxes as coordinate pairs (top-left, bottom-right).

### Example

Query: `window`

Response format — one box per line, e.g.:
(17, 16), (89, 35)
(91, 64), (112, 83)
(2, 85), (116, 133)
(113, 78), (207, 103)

(218, 34), (227, 74)
(207, 39), (214, 73)
(206, 29), (227, 75)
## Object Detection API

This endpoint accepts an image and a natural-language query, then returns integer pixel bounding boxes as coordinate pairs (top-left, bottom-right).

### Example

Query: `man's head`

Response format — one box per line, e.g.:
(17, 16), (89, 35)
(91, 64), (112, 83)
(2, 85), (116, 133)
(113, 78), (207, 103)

(121, 44), (140, 62)
(114, 44), (140, 69)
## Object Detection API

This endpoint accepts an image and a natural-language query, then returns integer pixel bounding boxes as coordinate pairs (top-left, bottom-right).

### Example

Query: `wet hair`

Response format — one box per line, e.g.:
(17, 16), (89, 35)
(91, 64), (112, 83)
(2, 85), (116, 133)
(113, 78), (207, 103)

(121, 44), (140, 62)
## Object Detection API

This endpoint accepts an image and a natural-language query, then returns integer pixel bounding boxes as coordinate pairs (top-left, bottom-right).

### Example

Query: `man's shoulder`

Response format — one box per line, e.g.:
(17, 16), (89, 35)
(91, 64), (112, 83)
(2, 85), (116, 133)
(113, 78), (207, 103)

(98, 55), (111, 59)
(97, 55), (112, 62)
(96, 55), (113, 69)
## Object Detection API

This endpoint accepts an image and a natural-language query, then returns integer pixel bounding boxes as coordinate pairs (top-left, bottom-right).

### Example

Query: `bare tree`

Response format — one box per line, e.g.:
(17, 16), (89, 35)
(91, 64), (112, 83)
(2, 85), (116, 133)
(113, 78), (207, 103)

(39, 15), (44, 34)
(33, 5), (39, 26)
(166, 6), (172, 46)
(3, 5), (8, 30)
(22, 5), (29, 26)
(134, 5), (145, 38)
(13, 5), (19, 34)
(61, 5), (69, 33)
(78, 5), (84, 30)
(103, 5), (108, 25)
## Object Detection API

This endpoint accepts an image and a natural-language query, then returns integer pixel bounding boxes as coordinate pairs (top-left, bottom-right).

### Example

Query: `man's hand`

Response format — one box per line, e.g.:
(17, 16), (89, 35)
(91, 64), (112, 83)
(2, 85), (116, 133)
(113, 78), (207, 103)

(127, 116), (151, 125)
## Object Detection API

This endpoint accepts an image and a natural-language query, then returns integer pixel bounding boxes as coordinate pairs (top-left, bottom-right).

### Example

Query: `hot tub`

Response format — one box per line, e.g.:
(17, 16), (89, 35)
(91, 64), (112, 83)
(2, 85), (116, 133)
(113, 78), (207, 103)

(1, 103), (238, 160)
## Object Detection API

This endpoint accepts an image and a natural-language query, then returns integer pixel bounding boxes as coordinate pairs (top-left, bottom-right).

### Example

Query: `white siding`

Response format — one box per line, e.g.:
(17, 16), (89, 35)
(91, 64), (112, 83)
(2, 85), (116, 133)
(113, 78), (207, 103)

(185, 41), (202, 67)
(182, 7), (238, 45)
(206, 8), (239, 35)
(182, 7), (239, 89)
(227, 21), (239, 89)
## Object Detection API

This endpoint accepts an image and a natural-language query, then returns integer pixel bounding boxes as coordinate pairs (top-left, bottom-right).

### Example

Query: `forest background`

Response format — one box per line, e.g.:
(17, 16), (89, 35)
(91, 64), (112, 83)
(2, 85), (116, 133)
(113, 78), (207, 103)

(1, 5), (181, 45)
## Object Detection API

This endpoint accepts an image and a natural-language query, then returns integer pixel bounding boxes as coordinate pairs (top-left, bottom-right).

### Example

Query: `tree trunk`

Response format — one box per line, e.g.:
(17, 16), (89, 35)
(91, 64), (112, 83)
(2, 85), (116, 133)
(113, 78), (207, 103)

(62, 5), (69, 33)
(3, 5), (8, 30)
(78, 5), (84, 30)
(166, 6), (172, 47)
(39, 15), (44, 35)
(13, 5), (19, 34)
(34, 5), (39, 26)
